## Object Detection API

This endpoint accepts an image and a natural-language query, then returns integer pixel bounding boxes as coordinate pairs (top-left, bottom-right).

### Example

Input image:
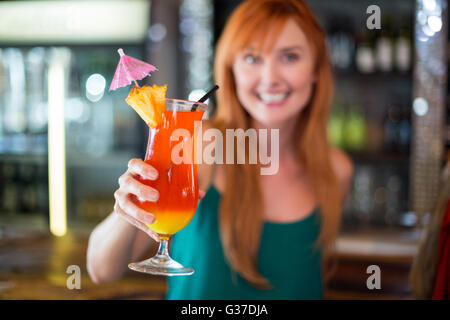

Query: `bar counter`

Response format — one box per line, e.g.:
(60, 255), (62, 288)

(0, 222), (421, 300)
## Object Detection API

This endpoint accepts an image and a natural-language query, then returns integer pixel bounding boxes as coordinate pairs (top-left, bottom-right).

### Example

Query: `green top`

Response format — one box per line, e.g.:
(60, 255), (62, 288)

(166, 185), (323, 300)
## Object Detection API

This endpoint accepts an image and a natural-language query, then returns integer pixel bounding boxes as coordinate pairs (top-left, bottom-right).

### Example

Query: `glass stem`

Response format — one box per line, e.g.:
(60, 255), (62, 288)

(157, 237), (170, 257)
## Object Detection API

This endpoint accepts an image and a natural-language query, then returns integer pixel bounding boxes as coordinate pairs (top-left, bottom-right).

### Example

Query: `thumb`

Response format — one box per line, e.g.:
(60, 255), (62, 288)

(199, 189), (206, 199)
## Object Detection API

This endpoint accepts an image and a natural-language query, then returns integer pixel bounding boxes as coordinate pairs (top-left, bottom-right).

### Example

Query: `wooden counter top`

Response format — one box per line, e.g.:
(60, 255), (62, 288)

(334, 227), (421, 263)
(326, 227), (422, 299)
(0, 224), (423, 300)
(0, 229), (166, 300)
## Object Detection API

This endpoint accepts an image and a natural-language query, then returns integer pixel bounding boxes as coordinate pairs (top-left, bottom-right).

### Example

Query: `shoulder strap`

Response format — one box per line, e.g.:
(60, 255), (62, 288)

(209, 162), (218, 187)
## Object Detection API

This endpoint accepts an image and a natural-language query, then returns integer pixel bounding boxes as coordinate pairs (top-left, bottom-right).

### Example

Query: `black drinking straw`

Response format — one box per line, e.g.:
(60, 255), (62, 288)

(191, 85), (219, 111)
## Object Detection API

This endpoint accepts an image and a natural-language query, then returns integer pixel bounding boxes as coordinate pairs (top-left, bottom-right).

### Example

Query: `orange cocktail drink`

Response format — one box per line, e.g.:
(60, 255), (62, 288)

(126, 89), (208, 276)
(136, 107), (204, 238)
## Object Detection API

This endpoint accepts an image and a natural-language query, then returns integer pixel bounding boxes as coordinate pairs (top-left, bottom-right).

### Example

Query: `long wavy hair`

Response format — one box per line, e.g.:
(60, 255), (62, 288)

(212, 0), (341, 289)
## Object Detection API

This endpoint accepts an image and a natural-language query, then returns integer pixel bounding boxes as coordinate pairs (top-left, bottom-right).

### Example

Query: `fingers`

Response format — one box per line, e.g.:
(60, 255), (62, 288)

(112, 158), (162, 242)
(199, 189), (206, 200)
(114, 189), (156, 225)
(128, 158), (158, 180)
(114, 203), (160, 242)
(118, 172), (159, 202)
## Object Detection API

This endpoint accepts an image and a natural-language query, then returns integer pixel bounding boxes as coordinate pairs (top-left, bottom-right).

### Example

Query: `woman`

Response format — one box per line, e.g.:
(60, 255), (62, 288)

(87, 0), (353, 299)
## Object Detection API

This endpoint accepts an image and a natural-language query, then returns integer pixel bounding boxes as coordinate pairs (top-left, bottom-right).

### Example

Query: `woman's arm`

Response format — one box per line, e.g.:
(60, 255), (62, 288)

(87, 159), (160, 284)
(331, 148), (354, 207)
(87, 211), (154, 284)
(87, 157), (209, 284)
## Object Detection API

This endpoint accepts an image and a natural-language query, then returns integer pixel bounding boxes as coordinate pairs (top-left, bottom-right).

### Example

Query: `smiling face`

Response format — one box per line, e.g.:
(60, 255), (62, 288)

(232, 18), (317, 128)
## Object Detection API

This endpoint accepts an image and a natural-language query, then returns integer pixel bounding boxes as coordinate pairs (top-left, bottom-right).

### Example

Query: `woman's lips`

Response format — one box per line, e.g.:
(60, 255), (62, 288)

(256, 91), (291, 107)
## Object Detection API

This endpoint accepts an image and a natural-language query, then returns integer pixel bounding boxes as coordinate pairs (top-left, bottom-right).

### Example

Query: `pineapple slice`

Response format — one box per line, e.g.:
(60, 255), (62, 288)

(126, 84), (167, 128)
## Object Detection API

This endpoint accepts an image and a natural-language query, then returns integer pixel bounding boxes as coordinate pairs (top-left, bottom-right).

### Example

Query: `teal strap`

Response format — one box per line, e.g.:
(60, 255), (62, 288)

(209, 163), (218, 189)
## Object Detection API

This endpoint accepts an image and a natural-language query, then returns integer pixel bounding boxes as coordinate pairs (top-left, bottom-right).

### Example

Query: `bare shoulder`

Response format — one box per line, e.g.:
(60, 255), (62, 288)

(330, 147), (354, 194)
(197, 120), (216, 191)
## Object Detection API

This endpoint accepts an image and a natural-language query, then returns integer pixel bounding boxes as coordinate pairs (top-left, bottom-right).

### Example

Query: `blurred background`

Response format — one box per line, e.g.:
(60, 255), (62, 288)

(0, 0), (448, 299)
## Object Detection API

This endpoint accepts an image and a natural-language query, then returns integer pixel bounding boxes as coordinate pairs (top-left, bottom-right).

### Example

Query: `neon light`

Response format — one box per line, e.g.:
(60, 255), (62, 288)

(48, 57), (67, 237)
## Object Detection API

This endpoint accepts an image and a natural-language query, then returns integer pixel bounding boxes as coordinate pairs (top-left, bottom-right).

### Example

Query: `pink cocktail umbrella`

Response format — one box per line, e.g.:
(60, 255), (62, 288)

(109, 48), (157, 91)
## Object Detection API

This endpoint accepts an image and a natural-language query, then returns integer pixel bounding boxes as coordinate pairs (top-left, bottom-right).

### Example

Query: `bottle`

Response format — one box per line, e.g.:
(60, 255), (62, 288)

(366, 115), (385, 153)
(355, 28), (376, 74)
(353, 166), (374, 226)
(398, 104), (411, 152)
(395, 16), (411, 73)
(327, 100), (346, 148)
(36, 164), (49, 217)
(25, 47), (48, 154)
(383, 105), (401, 151)
(385, 173), (402, 226)
(375, 15), (394, 72)
(343, 103), (367, 152)
(3, 48), (27, 153)
(18, 163), (38, 214)
(327, 17), (355, 71)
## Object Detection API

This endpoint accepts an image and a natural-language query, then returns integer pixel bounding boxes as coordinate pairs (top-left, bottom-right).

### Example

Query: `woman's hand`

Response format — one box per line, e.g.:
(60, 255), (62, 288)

(113, 158), (206, 243)
(114, 158), (161, 242)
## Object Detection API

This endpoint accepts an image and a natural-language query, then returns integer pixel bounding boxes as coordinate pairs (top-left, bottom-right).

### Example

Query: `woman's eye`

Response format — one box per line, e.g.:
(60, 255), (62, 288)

(282, 53), (299, 62)
(243, 54), (260, 64)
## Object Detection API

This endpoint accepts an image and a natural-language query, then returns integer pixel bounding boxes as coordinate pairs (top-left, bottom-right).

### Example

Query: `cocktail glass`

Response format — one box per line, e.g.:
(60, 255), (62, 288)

(128, 98), (207, 276)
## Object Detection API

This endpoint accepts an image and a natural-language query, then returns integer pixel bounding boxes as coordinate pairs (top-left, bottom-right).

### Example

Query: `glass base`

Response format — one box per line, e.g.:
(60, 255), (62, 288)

(128, 254), (194, 276)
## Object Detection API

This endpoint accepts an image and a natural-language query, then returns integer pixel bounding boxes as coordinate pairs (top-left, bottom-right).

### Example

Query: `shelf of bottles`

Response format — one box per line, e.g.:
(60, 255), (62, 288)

(317, 3), (415, 230)
(0, 46), (145, 223)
